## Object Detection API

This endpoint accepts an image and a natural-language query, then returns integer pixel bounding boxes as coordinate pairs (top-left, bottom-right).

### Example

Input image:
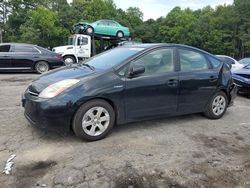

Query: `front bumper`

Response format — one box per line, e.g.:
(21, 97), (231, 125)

(233, 79), (250, 95)
(22, 92), (75, 132)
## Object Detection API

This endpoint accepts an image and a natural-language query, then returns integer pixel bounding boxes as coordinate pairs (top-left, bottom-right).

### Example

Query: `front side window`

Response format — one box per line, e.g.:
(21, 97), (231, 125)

(0, 45), (11, 52)
(130, 48), (174, 75)
(77, 37), (88, 46)
(179, 49), (208, 71)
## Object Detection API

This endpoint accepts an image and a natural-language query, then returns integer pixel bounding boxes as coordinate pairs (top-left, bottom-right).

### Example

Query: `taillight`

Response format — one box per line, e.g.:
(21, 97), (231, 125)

(56, 54), (63, 61)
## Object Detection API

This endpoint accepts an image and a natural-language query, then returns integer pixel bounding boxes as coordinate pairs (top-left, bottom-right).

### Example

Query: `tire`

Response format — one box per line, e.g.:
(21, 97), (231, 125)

(116, 31), (124, 38)
(72, 99), (115, 141)
(204, 91), (228, 119)
(63, 56), (76, 66)
(35, 61), (49, 74)
(86, 27), (94, 35)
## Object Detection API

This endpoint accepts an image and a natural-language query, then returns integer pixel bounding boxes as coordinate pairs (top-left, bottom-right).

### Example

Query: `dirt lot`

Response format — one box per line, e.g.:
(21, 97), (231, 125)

(0, 73), (250, 188)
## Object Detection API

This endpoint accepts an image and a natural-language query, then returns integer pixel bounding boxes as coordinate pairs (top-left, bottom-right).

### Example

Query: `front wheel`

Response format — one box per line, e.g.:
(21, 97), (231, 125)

(204, 91), (228, 119)
(72, 100), (115, 141)
(63, 56), (76, 66)
(86, 27), (94, 35)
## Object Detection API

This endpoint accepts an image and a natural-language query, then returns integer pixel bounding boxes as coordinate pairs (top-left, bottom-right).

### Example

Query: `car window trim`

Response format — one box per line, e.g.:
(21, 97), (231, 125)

(115, 47), (178, 78)
(176, 47), (212, 73)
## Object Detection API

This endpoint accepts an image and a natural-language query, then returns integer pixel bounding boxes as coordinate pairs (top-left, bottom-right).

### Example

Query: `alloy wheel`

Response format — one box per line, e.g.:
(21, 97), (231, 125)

(212, 95), (226, 116)
(82, 107), (110, 136)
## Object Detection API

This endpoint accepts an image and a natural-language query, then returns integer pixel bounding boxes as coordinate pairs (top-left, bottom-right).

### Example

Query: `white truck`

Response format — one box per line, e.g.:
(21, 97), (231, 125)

(52, 34), (91, 65)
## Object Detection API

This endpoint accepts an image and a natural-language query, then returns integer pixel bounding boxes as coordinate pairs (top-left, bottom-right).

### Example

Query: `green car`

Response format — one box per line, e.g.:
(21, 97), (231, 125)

(75, 20), (130, 38)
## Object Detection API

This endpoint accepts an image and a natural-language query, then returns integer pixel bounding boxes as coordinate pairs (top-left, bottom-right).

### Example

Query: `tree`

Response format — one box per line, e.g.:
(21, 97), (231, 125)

(19, 6), (68, 47)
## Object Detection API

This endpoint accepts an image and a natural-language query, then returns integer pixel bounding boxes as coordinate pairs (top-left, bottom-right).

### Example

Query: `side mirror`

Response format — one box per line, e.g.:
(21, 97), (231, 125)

(128, 65), (145, 77)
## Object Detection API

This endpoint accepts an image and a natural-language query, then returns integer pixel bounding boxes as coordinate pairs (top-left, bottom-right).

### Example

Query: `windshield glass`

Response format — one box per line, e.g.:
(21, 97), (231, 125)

(68, 36), (76, 45)
(84, 47), (144, 70)
(239, 58), (250, 65)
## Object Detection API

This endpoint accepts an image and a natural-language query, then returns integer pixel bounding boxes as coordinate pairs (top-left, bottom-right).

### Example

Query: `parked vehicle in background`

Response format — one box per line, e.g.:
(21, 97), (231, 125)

(22, 44), (237, 141)
(232, 64), (250, 98)
(52, 34), (91, 65)
(75, 20), (130, 38)
(0, 43), (64, 74)
(216, 55), (243, 70)
(239, 58), (250, 66)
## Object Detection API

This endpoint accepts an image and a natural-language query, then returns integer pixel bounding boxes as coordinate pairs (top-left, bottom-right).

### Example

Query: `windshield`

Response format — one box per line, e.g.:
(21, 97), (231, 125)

(68, 36), (76, 45)
(84, 47), (144, 70)
(239, 58), (250, 65)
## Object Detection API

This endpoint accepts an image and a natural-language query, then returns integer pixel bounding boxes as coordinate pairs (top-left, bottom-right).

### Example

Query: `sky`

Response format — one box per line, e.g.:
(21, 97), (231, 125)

(113, 0), (234, 20)
(67, 0), (234, 21)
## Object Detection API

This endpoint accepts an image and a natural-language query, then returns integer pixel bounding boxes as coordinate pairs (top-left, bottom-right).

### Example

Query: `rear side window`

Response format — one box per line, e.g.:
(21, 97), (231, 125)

(208, 56), (222, 68)
(13, 45), (39, 53)
(179, 49), (208, 71)
(0, 45), (11, 52)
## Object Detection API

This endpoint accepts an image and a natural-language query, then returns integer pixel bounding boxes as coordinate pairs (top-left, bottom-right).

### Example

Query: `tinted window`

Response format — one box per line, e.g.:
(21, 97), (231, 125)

(14, 45), (39, 53)
(0, 45), (11, 52)
(208, 56), (222, 68)
(179, 49), (208, 71)
(130, 48), (174, 75)
(85, 47), (144, 70)
(99, 21), (108, 25)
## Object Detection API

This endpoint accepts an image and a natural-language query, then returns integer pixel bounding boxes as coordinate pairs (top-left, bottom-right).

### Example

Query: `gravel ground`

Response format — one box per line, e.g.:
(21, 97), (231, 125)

(0, 73), (250, 188)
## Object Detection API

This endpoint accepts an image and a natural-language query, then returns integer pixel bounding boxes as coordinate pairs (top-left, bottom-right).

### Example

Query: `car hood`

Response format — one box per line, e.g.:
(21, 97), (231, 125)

(52, 45), (74, 53)
(29, 66), (100, 94)
(232, 67), (250, 75)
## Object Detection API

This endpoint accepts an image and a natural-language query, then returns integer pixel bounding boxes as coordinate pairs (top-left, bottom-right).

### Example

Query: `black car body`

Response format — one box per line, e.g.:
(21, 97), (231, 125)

(0, 43), (64, 73)
(22, 44), (237, 141)
(232, 64), (250, 96)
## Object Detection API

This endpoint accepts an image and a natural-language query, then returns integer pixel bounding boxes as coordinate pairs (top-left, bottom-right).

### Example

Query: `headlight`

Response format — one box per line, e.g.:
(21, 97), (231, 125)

(39, 79), (80, 98)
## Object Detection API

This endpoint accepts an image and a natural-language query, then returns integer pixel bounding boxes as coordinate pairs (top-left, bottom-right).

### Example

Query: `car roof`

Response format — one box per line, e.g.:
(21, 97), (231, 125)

(122, 43), (215, 56)
(0, 43), (36, 47)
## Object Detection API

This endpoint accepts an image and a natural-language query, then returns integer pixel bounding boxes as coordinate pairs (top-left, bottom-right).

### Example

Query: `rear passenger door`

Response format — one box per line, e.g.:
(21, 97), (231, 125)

(0, 45), (12, 69)
(11, 45), (40, 69)
(177, 48), (218, 113)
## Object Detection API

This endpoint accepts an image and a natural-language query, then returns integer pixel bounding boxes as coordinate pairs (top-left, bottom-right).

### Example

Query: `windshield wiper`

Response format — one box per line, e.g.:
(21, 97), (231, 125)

(80, 63), (95, 71)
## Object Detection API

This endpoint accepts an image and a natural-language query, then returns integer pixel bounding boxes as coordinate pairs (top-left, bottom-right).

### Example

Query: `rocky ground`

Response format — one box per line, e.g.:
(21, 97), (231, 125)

(0, 73), (249, 188)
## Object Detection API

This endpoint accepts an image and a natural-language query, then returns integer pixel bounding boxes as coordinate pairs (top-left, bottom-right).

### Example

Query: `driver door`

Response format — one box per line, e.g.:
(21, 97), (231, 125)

(123, 48), (179, 120)
(76, 36), (91, 58)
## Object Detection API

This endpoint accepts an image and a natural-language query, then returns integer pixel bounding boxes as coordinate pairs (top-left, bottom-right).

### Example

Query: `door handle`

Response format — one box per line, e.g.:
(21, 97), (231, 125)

(209, 76), (218, 82)
(167, 79), (179, 87)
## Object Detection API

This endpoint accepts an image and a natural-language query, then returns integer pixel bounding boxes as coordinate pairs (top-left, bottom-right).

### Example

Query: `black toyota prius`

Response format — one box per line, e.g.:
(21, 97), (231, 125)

(22, 44), (237, 141)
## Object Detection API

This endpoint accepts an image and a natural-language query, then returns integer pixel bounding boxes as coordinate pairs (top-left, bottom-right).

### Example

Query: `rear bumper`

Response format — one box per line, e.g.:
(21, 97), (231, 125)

(228, 84), (238, 106)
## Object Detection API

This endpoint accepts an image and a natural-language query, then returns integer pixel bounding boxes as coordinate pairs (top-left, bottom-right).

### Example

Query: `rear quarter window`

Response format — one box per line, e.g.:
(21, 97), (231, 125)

(208, 56), (222, 68)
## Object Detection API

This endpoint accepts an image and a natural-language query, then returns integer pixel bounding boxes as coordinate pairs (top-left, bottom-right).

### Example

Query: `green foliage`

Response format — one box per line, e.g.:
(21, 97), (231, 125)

(0, 0), (250, 58)
(19, 6), (68, 47)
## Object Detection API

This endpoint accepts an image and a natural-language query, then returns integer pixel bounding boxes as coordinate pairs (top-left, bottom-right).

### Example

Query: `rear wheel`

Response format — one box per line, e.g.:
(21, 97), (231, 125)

(63, 56), (76, 66)
(35, 61), (49, 74)
(116, 31), (124, 38)
(72, 99), (115, 141)
(204, 91), (228, 119)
